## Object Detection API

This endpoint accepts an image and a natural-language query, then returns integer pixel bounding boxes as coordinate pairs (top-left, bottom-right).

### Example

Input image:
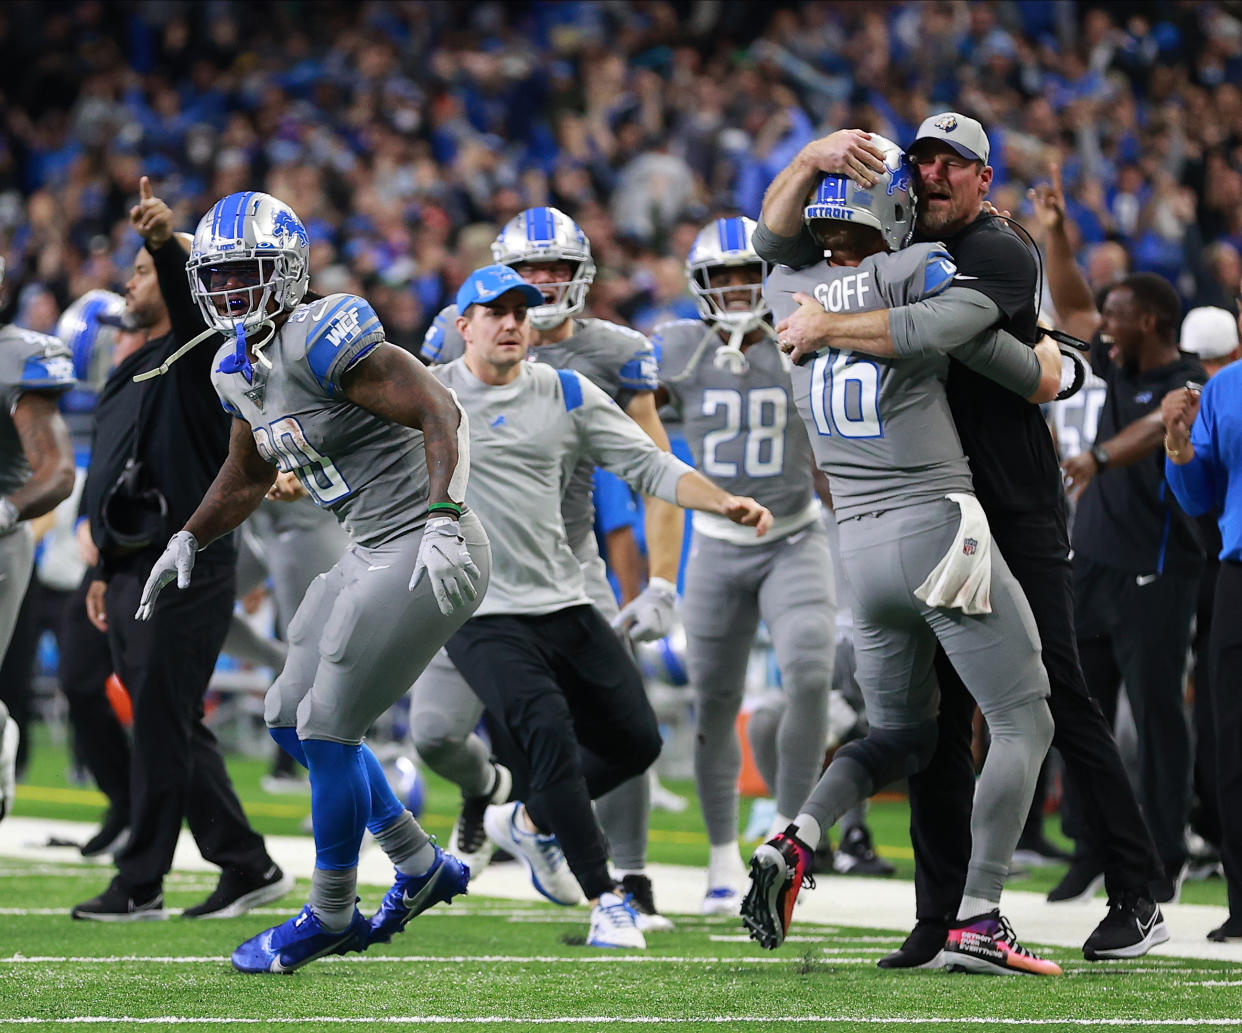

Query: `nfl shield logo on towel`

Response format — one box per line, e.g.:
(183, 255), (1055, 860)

(962, 538), (977, 555)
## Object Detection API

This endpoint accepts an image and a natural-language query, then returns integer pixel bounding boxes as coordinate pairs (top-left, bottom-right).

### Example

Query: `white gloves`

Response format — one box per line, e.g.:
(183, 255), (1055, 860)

(611, 577), (678, 642)
(0, 497), (18, 536)
(135, 530), (198, 621)
(410, 516), (482, 616)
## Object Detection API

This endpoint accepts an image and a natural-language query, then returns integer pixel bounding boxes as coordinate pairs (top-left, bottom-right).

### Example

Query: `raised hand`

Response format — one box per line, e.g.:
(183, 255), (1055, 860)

(129, 176), (174, 248)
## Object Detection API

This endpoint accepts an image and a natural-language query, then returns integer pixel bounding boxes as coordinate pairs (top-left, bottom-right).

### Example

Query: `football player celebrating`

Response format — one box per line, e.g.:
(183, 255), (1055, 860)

(651, 217), (836, 914)
(136, 191), (488, 974)
(414, 207), (679, 926)
(740, 139), (1066, 977)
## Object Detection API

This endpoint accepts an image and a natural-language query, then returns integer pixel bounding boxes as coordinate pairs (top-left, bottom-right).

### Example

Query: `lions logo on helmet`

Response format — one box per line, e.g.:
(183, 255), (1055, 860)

(686, 216), (771, 334)
(804, 135), (916, 251)
(186, 191), (311, 334)
(490, 207), (596, 330)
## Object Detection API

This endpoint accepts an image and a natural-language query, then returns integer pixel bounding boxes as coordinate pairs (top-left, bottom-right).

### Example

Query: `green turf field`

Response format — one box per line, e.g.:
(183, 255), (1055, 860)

(3, 726), (1240, 1030)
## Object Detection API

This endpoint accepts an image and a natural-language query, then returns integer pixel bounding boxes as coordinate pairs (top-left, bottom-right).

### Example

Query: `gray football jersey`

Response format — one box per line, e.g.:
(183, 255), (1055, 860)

(655, 318), (814, 520)
(212, 293), (430, 547)
(766, 244), (978, 520)
(432, 358), (690, 617)
(0, 325), (75, 497)
(423, 306), (659, 546)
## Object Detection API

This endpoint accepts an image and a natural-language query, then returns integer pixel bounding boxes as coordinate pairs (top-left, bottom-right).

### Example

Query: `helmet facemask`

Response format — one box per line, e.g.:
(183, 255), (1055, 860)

(509, 258), (596, 330)
(188, 252), (306, 335)
(689, 260), (770, 335)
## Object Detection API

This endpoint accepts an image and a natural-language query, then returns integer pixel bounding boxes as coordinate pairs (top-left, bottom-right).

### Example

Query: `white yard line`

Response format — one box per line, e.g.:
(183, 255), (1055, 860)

(2, 1017), (1242, 1027)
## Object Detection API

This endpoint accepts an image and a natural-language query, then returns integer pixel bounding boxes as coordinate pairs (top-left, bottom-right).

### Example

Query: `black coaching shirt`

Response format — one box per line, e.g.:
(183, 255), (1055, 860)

(84, 237), (235, 573)
(1071, 339), (1205, 576)
(917, 211), (1061, 514)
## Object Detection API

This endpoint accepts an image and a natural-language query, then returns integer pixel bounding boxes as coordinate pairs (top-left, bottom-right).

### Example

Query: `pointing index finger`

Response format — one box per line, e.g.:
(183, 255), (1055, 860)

(139, 176), (152, 201)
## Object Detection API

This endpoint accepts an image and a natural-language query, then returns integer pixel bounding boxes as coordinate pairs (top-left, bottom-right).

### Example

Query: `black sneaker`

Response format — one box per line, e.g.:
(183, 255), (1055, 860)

(1047, 858), (1105, 903)
(72, 879), (167, 922)
(1207, 916), (1242, 942)
(80, 808), (130, 858)
(182, 862), (294, 919)
(1082, 893), (1170, 960)
(834, 826), (896, 876)
(620, 873), (674, 933)
(877, 920), (948, 969)
(451, 762), (512, 883)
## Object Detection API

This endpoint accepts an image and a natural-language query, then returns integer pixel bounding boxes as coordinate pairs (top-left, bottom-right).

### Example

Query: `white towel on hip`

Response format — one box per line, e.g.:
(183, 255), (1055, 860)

(913, 492), (993, 614)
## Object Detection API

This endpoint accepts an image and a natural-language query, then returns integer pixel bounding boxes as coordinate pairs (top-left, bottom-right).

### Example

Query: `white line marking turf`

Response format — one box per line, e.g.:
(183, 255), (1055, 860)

(3, 1018), (1242, 1027)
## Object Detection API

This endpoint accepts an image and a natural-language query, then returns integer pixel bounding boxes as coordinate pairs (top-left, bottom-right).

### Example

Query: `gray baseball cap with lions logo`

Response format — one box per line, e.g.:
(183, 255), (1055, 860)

(910, 112), (990, 164)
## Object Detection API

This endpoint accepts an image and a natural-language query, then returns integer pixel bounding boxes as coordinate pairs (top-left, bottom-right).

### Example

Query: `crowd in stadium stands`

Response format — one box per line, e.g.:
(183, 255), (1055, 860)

(2, 1), (1242, 343)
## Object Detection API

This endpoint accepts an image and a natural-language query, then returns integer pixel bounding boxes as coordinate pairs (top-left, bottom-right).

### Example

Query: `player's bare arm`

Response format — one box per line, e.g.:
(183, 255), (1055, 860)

(623, 390), (683, 584)
(761, 131), (888, 236)
(183, 418), (278, 546)
(342, 342), (466, 508)
(7, 391), (75, 520)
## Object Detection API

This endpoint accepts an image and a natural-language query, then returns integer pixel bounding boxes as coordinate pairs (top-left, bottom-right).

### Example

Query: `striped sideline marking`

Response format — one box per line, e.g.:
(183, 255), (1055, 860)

(2, 1018), (1242, 1027)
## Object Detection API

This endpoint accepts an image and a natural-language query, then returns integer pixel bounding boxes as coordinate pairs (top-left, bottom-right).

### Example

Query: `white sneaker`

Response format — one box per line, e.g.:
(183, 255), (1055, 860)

(588, 891), (646, 948)
(701, 886), (742, 916)
(0, 709), (18, 823)
(452, 763), (512, 882)
(483, 802), (582, 906)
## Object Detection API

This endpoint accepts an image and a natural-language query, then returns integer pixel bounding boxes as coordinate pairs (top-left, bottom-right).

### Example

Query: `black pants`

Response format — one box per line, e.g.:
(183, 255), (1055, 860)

(60, 574), (132, 811)
(1072, 556), (1199, 875)
(908, 506), (1164, 925)
(1205, 561), (1242, 919)
(1192, 557), (1221, 846)
(445, 604), (661, 901)
(104, 554), (268, 897)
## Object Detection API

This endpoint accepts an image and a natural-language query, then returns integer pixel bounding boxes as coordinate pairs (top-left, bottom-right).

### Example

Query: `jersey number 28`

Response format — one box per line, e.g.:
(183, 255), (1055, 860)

(701, 387), (787, 478)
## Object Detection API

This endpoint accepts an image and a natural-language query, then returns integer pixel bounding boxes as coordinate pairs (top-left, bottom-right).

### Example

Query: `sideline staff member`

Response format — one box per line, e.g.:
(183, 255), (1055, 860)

(1163, 353), (1242, 942)
(72, 178), (288, 921)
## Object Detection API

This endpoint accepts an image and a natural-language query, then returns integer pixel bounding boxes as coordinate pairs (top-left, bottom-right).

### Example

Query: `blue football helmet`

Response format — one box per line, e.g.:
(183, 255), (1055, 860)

(187, 191), (311, 334)
(686, 216), (770, 334)
(490, 206), (596, 330)
(56, 289), (126, 408)
(804, 134), (916, 251)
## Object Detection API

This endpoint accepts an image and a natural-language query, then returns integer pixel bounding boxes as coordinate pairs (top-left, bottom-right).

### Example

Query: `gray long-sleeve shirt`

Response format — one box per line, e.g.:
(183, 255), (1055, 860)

(433, 358), (692, 617)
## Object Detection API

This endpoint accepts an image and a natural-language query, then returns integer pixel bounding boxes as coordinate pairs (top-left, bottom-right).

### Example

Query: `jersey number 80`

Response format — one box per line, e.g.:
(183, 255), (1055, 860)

(253, 417), (351, 504)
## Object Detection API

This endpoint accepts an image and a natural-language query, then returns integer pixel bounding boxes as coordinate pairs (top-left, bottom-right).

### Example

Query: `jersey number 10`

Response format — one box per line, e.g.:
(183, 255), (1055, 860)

(253, 417), (352, 505)
(808, 350), (882, 438)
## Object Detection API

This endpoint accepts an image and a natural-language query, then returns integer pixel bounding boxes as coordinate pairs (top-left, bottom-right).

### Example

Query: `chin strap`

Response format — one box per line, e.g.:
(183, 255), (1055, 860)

(711, 319), (777, 375)
(132, 317), (276, 384)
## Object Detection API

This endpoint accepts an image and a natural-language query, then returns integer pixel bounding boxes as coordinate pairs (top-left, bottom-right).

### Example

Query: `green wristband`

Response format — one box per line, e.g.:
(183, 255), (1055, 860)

(427, 502), (463, 518)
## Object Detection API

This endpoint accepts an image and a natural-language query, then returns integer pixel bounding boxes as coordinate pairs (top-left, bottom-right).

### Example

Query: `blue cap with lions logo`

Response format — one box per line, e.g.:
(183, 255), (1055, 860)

(456, 264), (545, 313)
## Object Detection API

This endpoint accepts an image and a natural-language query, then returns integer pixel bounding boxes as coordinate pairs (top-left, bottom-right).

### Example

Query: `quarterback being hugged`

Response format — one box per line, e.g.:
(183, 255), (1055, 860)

(137, 191), (490, 974)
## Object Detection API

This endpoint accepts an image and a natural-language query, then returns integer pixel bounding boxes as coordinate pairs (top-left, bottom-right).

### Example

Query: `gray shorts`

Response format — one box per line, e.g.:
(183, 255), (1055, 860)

(267, 510), (490, 744)
(836, 497), (1048, 729)
(0, 524), (34, 657)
